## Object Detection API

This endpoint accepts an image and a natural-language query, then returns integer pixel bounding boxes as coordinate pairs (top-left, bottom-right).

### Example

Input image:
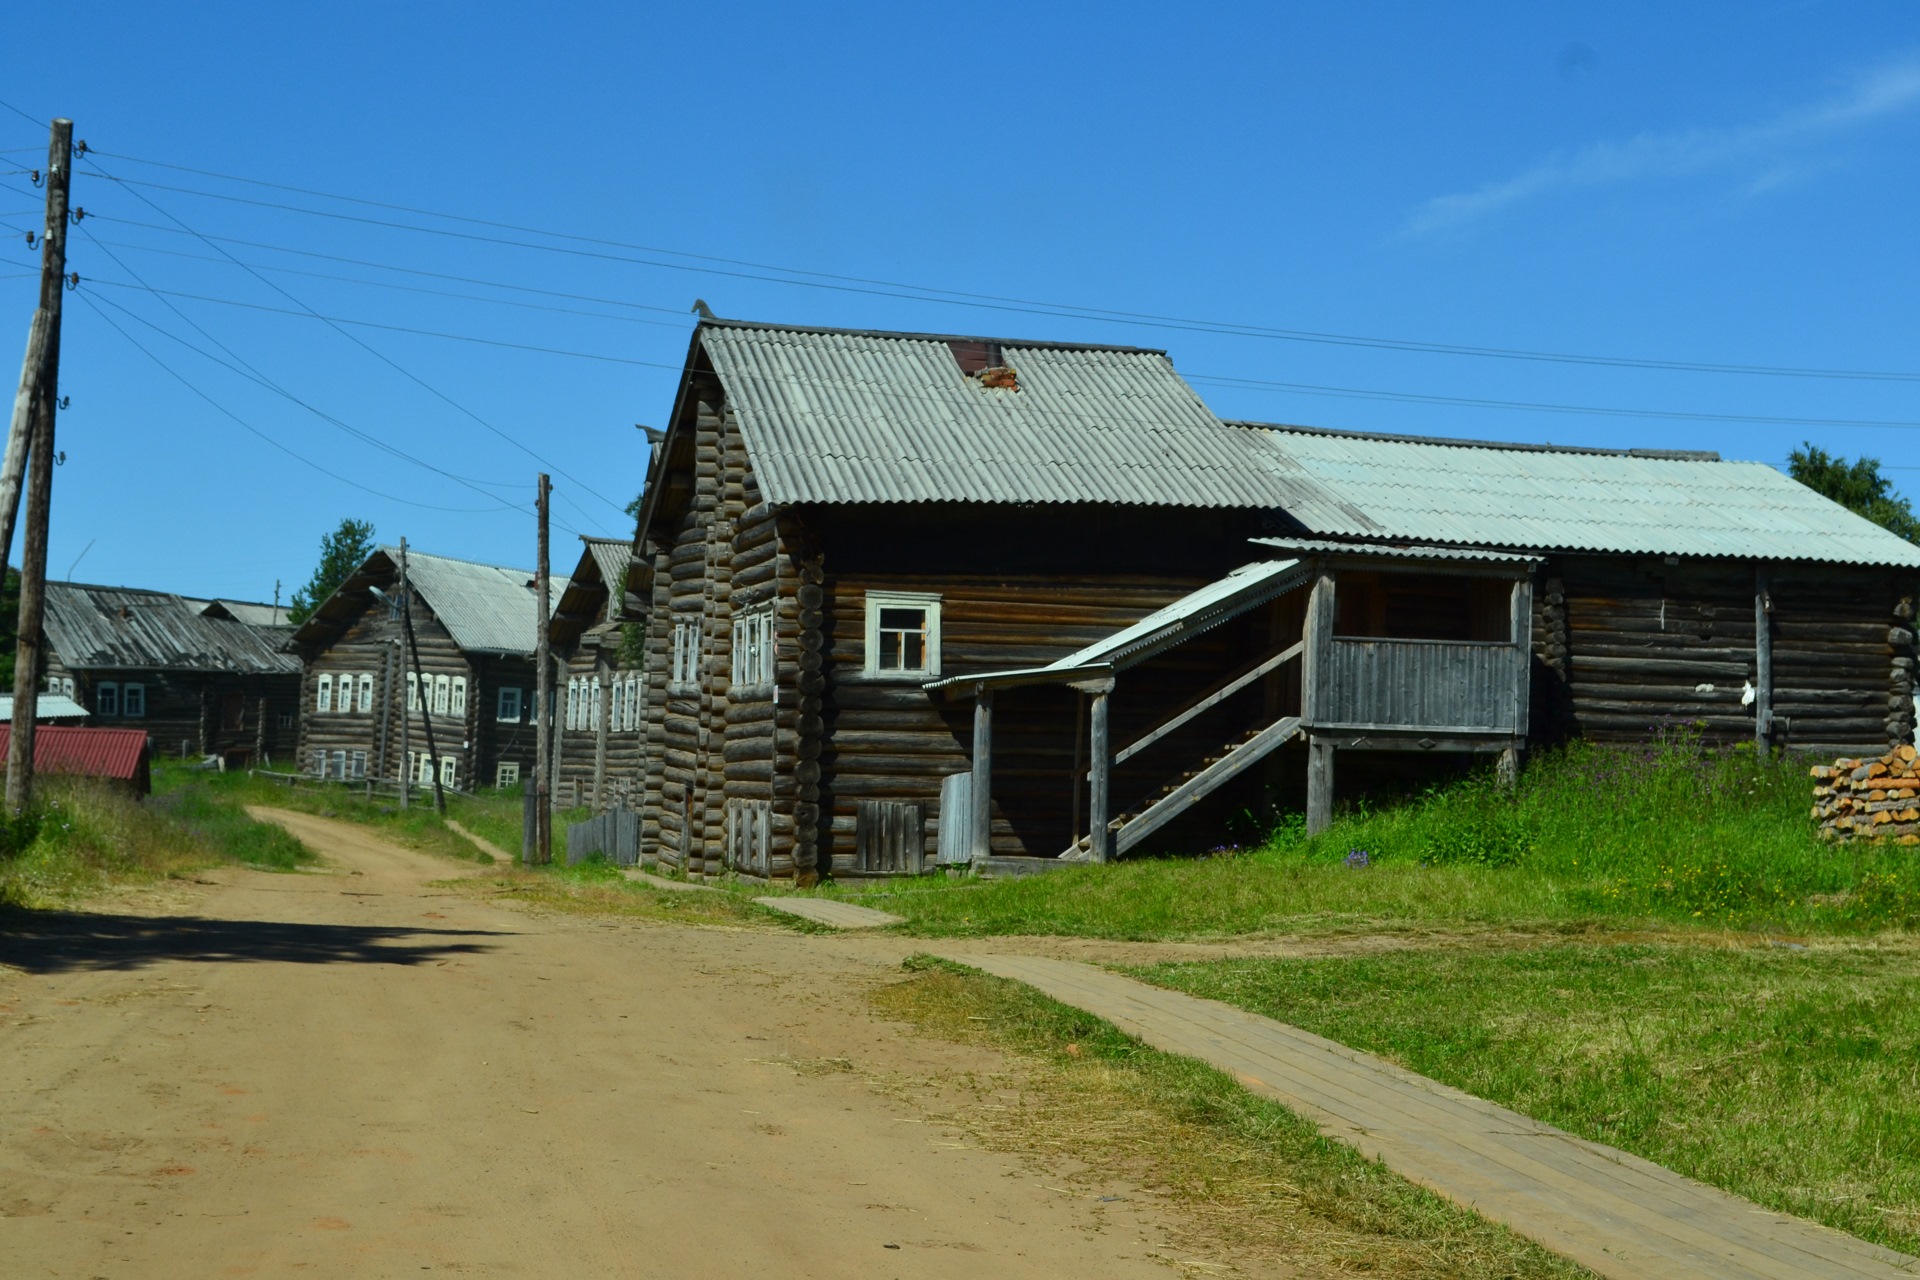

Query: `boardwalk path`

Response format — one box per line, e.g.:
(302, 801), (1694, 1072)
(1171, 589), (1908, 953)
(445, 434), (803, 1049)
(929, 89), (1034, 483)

(938, 952), (1919, 1280)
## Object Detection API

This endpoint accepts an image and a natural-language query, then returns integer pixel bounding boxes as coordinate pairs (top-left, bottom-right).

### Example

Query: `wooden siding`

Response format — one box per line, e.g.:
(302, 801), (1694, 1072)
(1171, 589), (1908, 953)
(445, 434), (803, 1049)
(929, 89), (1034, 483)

(51, 661), (298, 765)
(1319, 638), (1524, 733)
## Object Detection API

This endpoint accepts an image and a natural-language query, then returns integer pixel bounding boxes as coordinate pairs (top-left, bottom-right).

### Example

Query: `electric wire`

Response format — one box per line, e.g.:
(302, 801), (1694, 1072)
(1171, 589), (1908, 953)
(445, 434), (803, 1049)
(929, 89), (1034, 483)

(77, 157), (630, 518)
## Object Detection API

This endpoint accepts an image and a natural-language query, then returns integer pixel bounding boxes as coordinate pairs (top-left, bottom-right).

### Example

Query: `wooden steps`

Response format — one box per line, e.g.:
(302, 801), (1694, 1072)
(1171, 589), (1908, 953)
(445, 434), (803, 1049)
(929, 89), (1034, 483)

(1111, 715), (1301, 856)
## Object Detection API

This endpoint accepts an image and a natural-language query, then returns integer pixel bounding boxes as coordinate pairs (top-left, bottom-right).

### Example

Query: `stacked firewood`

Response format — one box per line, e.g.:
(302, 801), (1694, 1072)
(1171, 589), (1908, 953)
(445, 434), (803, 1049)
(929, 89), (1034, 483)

(1812, 744), (1920, 843)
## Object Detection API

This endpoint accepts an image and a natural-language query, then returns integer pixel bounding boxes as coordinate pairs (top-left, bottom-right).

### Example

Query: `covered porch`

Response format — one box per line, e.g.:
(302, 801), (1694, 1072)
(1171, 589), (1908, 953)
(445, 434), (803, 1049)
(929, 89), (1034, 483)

(925, 541), (1539, 873)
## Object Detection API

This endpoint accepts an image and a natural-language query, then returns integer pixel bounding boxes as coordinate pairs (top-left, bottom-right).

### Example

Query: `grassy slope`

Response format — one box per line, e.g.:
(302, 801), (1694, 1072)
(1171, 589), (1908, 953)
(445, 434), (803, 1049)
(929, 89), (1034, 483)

(198, 767), (508, 864)
(1131, 943), (1920, 1255)
(0, 768), (313, 906)
(874, 958), (1587, 1279)
(861, 738), (1920, 940)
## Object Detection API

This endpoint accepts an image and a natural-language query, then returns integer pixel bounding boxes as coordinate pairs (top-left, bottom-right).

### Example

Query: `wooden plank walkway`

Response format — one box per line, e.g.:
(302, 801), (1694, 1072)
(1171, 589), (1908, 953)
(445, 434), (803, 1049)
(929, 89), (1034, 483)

(755, 898), (903, 929)
(940, 952), (1917, 1280)
(622, 868), (718, 893)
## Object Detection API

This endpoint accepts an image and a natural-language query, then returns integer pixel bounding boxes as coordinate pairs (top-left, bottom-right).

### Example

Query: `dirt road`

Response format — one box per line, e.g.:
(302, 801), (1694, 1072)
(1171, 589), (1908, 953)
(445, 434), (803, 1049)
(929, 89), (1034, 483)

(0, 810), (1214, 1279)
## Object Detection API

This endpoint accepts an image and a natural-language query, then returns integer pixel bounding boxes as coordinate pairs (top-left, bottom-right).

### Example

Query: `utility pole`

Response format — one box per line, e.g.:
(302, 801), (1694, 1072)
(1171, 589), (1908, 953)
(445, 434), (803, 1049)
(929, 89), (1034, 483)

(397, 542), (411, 810)
(6, 118), (72, 813)
(533, 474), (552, 864)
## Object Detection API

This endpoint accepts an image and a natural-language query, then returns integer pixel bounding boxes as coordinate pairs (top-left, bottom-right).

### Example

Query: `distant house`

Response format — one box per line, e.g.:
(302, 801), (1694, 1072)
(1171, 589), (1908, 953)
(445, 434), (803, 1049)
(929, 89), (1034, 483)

(41, 581), (301, 766)
(0, 725), (151, 795)
(549, 536), (638, 808)
(606, 317), (1920, 884)
(289, 546), (549, 791)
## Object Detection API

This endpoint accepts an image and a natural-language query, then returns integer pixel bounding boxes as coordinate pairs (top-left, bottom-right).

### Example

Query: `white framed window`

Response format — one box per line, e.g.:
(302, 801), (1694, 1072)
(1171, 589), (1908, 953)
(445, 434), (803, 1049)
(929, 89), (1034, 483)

(413, 752), (435, 785)
(357, 673), (374, 713)
(439, 756), (457, 788)
(591, 675), (603, 729)
(350, 749), (368, 780)
(625, 674), (640, 730)
(314, 748), (328, 777)
(97, 682), (120, 716)
(670, 618), (699, 692)
(496, 761), (521, 788)
(331, 749), (347, 781)
(863, 592), (941, 678)
(406, 671), (419, 711)
(451, 676), (467, 717)
(497, 686), (522, 722)
(315, 673), (333, 714)
(432, 674), (450, 715)
(566, 677), (580, 731)
(730, 607), (775, 694)
(611, 679), (626, 734)
(121, 683), (146, 718)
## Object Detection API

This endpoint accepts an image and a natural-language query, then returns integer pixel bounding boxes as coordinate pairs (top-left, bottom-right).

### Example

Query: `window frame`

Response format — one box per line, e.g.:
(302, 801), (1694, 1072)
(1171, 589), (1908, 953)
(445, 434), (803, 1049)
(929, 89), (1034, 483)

(357, 673), (374, 713)
(432, 674), (450, 716)
(316, 673), (333, 714)
(450, 675), (467, 717)
(497, 685), (522, 723)
(439, 756), (457, 788)
(862, 591), (942, 680)
(496, 761), (521, 789)
(97, 681), (120, 716)
(121, 683), (146, 718)
(730, 606), (775, 696)
(670, 617), (699, 693)
(406, 671), (419, 712)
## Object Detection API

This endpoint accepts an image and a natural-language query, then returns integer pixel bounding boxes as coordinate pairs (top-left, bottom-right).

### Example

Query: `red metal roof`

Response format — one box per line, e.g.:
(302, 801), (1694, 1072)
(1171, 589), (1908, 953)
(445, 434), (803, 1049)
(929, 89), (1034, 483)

(0, 726), (149, 781)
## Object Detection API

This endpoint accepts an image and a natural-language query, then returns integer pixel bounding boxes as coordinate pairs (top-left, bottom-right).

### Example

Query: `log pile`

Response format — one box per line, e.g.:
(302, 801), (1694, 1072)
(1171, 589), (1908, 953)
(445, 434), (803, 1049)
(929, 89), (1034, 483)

(1811, 744), (1920, 843)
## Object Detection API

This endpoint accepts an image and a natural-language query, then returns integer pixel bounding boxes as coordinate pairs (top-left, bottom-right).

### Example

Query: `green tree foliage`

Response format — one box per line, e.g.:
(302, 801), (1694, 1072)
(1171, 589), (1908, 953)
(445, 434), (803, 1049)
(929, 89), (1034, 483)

(287, 518), (376, 624)
(1788, 443), (1920, 543)
(0, 567), (19, 688)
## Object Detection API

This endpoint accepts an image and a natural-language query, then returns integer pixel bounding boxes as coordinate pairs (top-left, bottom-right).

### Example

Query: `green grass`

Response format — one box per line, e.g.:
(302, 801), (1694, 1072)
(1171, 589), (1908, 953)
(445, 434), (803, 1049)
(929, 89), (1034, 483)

(872, 957), (1587, 1279)
(0, 768), (314, 906)
(1129, 942), (1920, 1254)
(859, 736), (1920, 940)
(187, 765), (515, 863)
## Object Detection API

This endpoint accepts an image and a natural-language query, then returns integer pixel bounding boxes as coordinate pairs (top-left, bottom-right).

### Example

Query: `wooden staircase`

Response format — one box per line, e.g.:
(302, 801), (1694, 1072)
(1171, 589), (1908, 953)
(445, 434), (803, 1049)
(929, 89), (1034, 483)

(1062, 714), (1303, 860)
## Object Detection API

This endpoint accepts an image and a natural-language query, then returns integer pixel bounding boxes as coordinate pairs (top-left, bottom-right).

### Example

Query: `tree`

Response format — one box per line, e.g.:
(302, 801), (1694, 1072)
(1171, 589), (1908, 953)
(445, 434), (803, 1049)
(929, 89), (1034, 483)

(1788, 444), (1920, 544)
(288, 518), (376, 624)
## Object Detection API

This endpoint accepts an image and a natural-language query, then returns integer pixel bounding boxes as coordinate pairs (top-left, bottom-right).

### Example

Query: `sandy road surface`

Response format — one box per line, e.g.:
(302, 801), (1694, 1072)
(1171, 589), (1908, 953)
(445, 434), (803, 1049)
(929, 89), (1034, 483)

(0, 809), (1221, 1279)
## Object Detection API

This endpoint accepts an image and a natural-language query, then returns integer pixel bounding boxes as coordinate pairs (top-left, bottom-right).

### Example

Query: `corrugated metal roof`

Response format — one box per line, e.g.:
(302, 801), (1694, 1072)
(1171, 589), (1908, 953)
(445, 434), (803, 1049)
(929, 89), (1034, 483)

(1047, 559), (1311, 671)
(0, 694), (89, 721)
(1250, 536), (1540, 564)
(583, 537), (630, 590)
(1250, 426), (1920, 566)
(699, 322), (1372, 523)
(44, 582), (301, 675)
(0, 725), (147, 780)
(383, 547), (545, 655)
(199, 599), (291, 628)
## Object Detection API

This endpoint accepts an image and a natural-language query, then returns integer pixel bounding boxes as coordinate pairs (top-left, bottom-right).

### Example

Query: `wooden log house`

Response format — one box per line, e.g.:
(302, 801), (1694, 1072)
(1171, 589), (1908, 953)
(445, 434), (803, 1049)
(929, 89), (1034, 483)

(550, 536), (642, 808)
(40, 581), (301, 766)
(608, 318), (1920, 881)
(290, 546), (548, 791)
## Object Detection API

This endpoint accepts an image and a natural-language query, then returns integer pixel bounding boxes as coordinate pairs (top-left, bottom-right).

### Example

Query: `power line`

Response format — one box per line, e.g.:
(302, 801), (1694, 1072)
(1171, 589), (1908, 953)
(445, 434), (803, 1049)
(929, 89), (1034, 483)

(77, 153), (1920, 386)
(77, 293), (517, 514)
(77, 157), (630, 518)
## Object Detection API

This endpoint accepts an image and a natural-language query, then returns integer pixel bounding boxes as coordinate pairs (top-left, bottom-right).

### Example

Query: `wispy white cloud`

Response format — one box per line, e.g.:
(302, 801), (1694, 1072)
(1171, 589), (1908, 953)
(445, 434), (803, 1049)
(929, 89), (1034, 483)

(1404, 55), (1920, 237)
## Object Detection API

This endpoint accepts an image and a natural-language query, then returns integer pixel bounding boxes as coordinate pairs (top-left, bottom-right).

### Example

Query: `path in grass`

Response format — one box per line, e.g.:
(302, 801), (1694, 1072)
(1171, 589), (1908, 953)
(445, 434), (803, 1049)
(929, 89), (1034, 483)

(937, 951), (1919, 1280)
(1132, 943), (1920, 1257)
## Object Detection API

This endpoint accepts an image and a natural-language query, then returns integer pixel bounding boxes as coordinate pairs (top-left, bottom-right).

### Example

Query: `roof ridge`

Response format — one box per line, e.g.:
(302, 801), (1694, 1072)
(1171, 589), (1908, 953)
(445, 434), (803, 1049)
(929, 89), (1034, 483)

(377, 544), (532, 576)
(1237, 420), (1723, 462)
(700, 316), (1169, 357)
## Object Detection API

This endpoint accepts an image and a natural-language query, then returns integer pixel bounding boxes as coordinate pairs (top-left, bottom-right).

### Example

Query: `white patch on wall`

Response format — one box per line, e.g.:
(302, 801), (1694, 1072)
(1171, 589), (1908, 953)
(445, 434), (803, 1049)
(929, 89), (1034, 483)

(1693, 683), (1715, 695)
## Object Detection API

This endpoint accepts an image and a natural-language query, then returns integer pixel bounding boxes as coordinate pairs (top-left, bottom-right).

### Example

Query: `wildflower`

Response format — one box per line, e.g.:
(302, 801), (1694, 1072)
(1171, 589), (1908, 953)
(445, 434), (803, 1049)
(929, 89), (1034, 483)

(1344, 848), (1371, 869)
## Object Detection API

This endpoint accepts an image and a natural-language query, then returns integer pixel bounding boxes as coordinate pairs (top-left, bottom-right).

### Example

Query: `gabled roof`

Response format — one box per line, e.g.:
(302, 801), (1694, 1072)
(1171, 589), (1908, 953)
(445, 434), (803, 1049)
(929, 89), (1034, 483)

(689, 319), (1369, 521)
(550, 536), (631, 647)
(194, 598), (291, 629)
(1248, 424), (1920, 567)
(292, 547), (548, 657)
(43, 582), (300, 675)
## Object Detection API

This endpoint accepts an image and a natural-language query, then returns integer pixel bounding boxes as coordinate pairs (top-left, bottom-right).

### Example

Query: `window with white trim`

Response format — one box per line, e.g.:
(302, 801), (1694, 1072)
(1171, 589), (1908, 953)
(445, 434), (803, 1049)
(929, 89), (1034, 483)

(357, 673), (374, 713)
(432, 674), (450, 715)
(611, 678), (625, 734)
(314, 748), (328, 777)
(331, 749), (347, 780)
(439, 756), (458, 788)
(563, 678), (576, 731)
(626, 674), (641, 730)
(591, 675), (603, 729)
(97, 682), (120, 716)
(406, 672), (419, 712)
(316, 673), (333, 714)
(863, 592), (941, 678)
(496, 761), (521, 788)
(730, 606), (775, 695)
(497, 686), (522, 722)
(451, 676), (467, 717)
(350, 749), (368, 780)
(670, 618), (699, 692)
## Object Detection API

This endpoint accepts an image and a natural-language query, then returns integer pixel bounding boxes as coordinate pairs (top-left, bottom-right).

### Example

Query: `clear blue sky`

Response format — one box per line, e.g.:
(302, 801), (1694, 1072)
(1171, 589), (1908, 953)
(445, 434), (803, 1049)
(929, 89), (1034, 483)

(4, 2), (1918, 601)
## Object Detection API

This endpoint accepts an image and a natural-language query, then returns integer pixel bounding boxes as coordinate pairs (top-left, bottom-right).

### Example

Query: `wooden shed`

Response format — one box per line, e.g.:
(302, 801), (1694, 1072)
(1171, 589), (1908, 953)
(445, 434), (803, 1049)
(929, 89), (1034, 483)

(611, 317), (1920, 881)
(290, 546), (548, 792)
(40, 581), (301, 767)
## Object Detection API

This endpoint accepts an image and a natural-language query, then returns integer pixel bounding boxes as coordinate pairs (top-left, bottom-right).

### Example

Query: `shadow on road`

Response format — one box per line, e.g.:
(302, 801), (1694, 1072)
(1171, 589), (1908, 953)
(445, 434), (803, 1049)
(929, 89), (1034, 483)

(0, 908), (511, 974)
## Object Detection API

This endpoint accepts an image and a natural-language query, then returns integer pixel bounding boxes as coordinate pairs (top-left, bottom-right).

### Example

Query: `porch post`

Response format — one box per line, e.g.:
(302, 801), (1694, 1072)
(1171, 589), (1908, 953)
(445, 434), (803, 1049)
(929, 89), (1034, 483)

(970, 684), (993, 862)
(1088, 687), (1111, 862)
(1306, 736), (1334, 835)
(1754, 565), (1773, 751)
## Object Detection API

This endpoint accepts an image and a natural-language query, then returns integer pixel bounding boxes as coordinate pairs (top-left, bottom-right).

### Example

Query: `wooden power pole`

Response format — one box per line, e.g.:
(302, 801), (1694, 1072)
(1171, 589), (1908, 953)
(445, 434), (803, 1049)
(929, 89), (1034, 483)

(533, 473), (552, 864)
(6, 118), (72, 813)
(397, 541), (411, 810)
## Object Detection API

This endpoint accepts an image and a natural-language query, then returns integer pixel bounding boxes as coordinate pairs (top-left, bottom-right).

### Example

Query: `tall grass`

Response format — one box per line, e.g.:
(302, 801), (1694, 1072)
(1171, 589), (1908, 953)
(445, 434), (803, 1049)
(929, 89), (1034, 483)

(873, 734), (1920, 939)
(0, 772), (311, 906)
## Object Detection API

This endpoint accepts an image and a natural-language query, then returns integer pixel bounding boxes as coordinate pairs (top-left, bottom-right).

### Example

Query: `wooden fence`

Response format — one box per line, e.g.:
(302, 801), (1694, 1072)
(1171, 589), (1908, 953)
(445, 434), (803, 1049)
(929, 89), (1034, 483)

(565, 804), (641, 866)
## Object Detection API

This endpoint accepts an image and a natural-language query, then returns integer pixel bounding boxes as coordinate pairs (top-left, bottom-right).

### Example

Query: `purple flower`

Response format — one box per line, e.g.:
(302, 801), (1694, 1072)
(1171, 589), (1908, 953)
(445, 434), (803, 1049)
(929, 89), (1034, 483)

(1345, 848), (1371, 869)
